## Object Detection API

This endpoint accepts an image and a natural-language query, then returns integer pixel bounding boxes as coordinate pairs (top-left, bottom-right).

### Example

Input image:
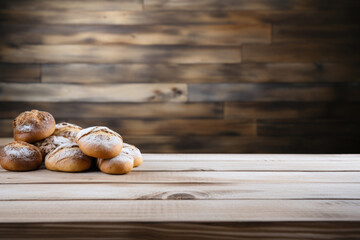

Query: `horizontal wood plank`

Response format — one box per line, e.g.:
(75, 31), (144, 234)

(0, 24), (270, 46)
(41, 63), (360, 83)
(0, 63), (40, 83)
(258, 119), (360, 136)
(0, 83), (187, 102)
(273, 24), (360, 44)
(1, 170), (359, 184)
(0, 0), (143, 11)
(0, 45), (241, 64)
(145, 0), (359, 10)
(0, 222), (359, 240)
(0, 200), (360, 222)
(189, 83), (360, 102)
(242, 43), (360, 63)
(1, 10), (356, 25)
(0, 118), (256, 137)
(1, 183), (359, 200)
(0, 102), (223, 119)
(224, 102), (360, 119)
(2, 136), (360, 153)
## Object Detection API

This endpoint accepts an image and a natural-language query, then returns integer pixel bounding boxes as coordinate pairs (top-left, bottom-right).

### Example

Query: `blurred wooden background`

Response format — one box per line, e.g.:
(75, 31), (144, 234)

(0, 0), (360, 153)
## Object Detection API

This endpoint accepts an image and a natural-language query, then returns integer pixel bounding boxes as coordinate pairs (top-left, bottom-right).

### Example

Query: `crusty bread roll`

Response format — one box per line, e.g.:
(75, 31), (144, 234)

(53, 122), (82, 141)
(97, 151), (133, 175)
(34, 135), (72, 159)
(76, 126), (123, 159)
(0, 141), (42, 171)
(13, 110), (56, 143)
(45, 143), (92, 172)
(122, 143), (143, 167)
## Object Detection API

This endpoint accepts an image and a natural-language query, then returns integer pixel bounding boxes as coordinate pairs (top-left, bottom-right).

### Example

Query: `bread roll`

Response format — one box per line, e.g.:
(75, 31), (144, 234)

(45, 143), (92, 172)
(122, 143), (143, 167)
(34, 135), (72, 159)
(13, 110), (56, 143)
(76, 126), (123, 159)
(0, 141), (42, 171)
(53, 122), (82, 141)
(97, 152), (133, 175)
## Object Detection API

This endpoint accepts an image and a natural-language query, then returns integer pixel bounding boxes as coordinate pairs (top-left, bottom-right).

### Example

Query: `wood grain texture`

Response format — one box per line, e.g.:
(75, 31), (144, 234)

(0, 63), (40, 82)
(145, 0), (360, 10)
(0, 0), (143, 11)
(224, 102), (360, 119)
(0, 118), (256, 137)
(1, 170), (360, 184)
(189, 83), (360, 102)
(0, 222), (359, 240)
(1, 183), (359, 200)
(1, 200), (360, 222)
(0, 24), (270, 46)
(0, 102), (223, 119)
(41, 63), (360, 83)
(0, 83), (187, 102)
(0, 45), (241, 64)
(242, 43), (360, 63)
(273, 25), (360, 44)
(257, 119), (360, 136)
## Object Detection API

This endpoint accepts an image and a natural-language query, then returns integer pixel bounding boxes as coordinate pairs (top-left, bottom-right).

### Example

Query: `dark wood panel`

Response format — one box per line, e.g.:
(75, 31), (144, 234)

(0, 24), (270, 46)
(41, 63), (360, 84)
(0, 45), (241, 64)
(258, 119), (360, 136)
(0, 83), (187, 102)
(125, 135), (360, 153)
(242, 43), (359, 63)
(189, 83), (360, 102)
(0, 102), (224, 119)
(0, 0), (142, 11)
(0, 222), (359, 240)
(0, 63), (40, 82)
(145, 0), (360, 10)
(273, 25), (360, 44)
(225, 102), (360, 119)
(0, 119), (256, 137)
(1, 10), (356, 25)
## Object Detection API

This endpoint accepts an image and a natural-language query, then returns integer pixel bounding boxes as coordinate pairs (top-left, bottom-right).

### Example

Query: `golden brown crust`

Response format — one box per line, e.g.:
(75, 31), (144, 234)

(76, 126), (123, 159)
(0, 141), (42, 171)
(122, 143), (143, 167)
(13, 110), (56, 143)
(45, 143), (92, 172)
(97, 152), (133, 175)
(53, 122), (82, 141)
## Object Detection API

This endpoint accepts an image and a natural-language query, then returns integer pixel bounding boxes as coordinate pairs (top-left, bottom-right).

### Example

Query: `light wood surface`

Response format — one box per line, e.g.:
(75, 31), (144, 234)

(0, 148), (359, 238)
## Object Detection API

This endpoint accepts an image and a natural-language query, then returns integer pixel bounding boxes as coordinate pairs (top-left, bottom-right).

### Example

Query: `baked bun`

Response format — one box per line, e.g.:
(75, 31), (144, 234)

(76, 126), (123, 159)
(122, 143), (143, 167)
(53, 122), (82, 141)
(13, 110), (56, 143)
(34, 135), (72, 159)
(0, 141), (42, 171)
(45, 143), (92, 172)
(97, 152), (133, 175)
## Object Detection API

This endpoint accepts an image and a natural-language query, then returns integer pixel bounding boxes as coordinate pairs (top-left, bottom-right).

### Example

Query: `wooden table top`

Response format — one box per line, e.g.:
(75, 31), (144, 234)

(1, 142), (360, 239)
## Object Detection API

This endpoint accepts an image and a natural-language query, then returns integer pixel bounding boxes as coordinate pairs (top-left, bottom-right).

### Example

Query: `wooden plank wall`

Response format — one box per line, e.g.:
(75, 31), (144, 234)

(0, 0), (360, 153)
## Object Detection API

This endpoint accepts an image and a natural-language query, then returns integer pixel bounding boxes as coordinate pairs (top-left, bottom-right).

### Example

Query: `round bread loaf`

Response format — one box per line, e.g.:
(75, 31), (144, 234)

(0, 141), (42, 171)
(97, 152), (133, 175)
(34, 135), (72, 159)
(45, 143), (92, 172)
(76, 126), (123, 159)
(13, 110), (56, 143)
(53, 122), (82, 141)
(122, 143), (143, 167)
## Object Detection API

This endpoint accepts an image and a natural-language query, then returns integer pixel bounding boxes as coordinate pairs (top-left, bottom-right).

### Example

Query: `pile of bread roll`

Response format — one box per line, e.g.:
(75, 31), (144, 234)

(0, 110), (142, 174)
